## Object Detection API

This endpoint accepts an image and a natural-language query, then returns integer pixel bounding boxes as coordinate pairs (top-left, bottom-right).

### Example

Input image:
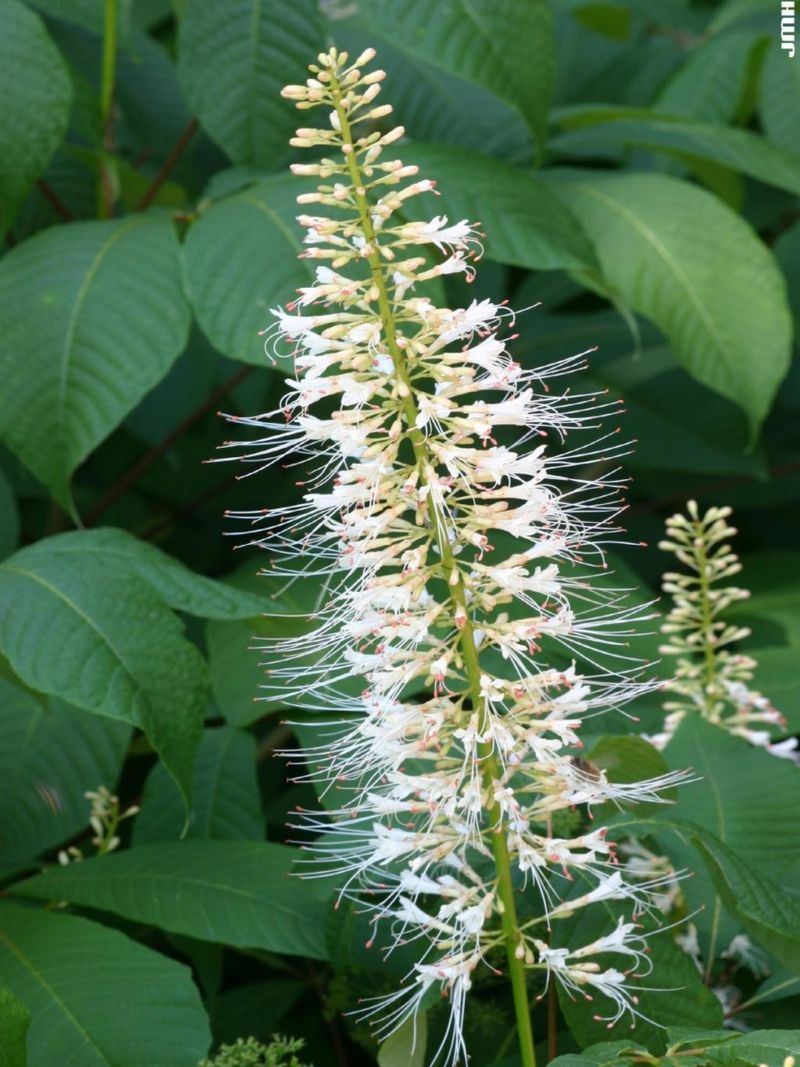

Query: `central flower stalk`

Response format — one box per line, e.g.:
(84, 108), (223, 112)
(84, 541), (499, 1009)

(330, 67), (537, 1065)
(226, 46), (692, 1067)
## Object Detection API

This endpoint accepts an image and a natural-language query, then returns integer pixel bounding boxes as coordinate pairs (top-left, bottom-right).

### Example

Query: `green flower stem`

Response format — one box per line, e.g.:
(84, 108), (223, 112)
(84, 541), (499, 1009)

(332, 79), (537, 1067)
(97, 0), (118, 218)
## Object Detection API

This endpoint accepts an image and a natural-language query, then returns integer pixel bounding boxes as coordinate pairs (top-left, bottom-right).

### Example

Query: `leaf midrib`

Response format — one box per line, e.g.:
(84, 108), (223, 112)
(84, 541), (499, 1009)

(0, 925), (109, 1065)
(0, 563), (144, 721)
(565, 181), (729, 364)
(57, 218), (143, 461)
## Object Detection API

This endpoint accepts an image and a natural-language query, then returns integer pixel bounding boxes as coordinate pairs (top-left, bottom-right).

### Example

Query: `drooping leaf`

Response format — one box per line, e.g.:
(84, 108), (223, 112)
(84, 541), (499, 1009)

(134, 728), (263, 844)
(14, 840), (332, 961)
(30, 527), (267, 621)
(547, 169), (792, 434)
(0, 0), (72, 227)
(551, 109), (800, 199)
(401, 145), (598, 271)
(0, 673), (130, 874)
(345, 0), (554, 152)
(0, 537), (209, 808)
(0, 902), (210, 1067)
(182, 173), (311, 365)
(0, 985), (30, 1067)
(177, 0), (323, 168)
(0, 216), (191, 510)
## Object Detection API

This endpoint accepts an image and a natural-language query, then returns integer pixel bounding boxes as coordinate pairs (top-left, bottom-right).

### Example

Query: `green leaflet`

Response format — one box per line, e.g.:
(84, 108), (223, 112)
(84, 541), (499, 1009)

(0, 902), (210, 1067)
(13, 840), (333, 961)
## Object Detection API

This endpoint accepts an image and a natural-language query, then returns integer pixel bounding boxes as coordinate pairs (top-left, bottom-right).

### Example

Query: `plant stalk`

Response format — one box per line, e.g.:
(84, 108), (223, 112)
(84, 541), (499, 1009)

(332, 79), (537, 1067)
(97, 0), (118, 218)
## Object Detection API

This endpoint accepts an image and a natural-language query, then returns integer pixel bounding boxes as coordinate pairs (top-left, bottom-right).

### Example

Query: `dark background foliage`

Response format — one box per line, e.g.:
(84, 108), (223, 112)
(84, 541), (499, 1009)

(0, 1), (799, 1065)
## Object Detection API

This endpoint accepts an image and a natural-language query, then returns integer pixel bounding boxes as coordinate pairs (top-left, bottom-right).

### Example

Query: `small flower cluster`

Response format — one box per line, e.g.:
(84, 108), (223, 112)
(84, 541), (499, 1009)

(225, 48), (690, 1064)
(57, 786), (139, 866)
(656, 502), (795, 757)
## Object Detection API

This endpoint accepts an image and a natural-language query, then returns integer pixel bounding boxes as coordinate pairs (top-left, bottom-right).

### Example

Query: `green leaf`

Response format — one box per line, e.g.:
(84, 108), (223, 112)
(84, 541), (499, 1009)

(662, 716), (800, 960)
(0, 536), (209, 809)
(0, 467), (19, 561)
(0, 902), (210, 1067)
(752, 646), (800, 732)
(182, 173), (311, 365)
(401, 145), (598, 271)
(654, 29), (766, 122)
(377, 1013), (427, 1067)
(134, 728), (263, 843)
(349, 0), (554, 152)
(0, 216), (190, 510)
(177, 0), (323, 168)
(709, 1031), (800, 1067)
(760, 42), (800, 152)
(0, 986), (30, 1067)
(330, 18), (531, 162)
(13, 840), (332, 961)
(691, 834), (800, 978)
(27, 0), (132, 39)
(579, 347), (763, 477)
(547, 170), (792, 434)
(0, 0), (71, 227)
(0, 673), (130, 873)
(551, 109), (800, 199)
(729, 551), (800, 646)
(31, 527), (267, 621)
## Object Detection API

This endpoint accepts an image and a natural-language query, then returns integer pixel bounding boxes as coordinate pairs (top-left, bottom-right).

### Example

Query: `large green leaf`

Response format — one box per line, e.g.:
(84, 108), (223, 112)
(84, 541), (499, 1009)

(0, 0), (71, 227)
(177, 0), (323, 168)
(759, 41), (800, 152)
(31, 527), (267, 621)
(0, 537), (209, 808)
(330, 17), (531, 162)
(654, 28), (766, 122)
(402, 145), (598, 271)
(662, 716), (800, 961)
(547, 169), (792, 434)
(182, 173), (310, 365)
(134, 728), (263, 844)
(0, 986), (30, 1067)
(0, 674), (130, 873)
(0, 902), (210, 1067)
(13, 841), (332, 961)
(348, 0), (554, 152)
(551, 109), (800, 199)
(0, 216), (190, 510)
(691, 834), (800, 978)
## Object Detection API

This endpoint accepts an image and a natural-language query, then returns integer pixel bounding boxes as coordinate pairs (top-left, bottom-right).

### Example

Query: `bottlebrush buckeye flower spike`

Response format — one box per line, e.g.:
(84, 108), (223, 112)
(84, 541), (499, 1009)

(222, 47), (691, 1067)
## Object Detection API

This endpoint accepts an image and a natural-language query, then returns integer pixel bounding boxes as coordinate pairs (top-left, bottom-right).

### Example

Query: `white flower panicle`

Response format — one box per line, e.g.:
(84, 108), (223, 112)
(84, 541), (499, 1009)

(224, 48), (690, 1065)
(657, 501), (795, 758)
